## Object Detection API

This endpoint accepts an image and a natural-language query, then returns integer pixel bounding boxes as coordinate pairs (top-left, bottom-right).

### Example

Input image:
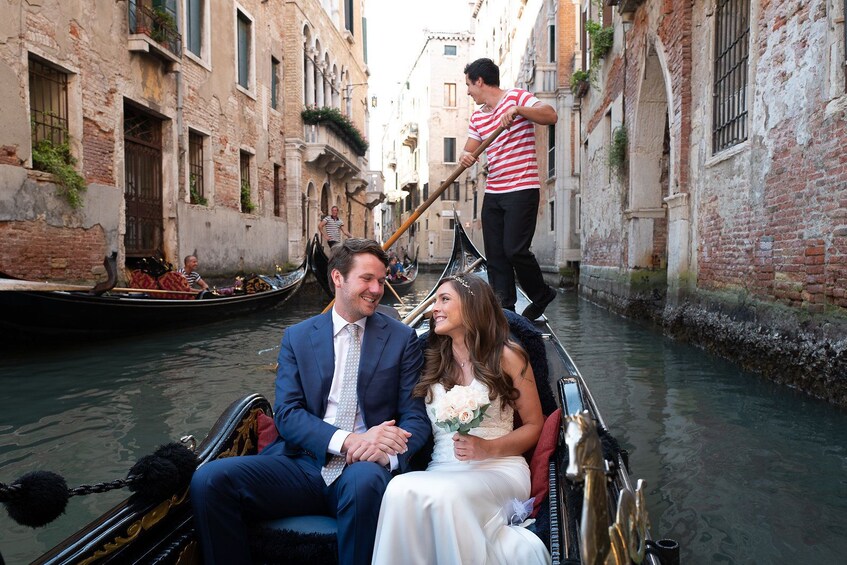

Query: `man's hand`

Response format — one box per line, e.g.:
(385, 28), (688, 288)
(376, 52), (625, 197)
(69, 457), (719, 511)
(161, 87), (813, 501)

(459, 151), (477, 168)
(342, 420), (411, 464)
(500, 106), (520, 129)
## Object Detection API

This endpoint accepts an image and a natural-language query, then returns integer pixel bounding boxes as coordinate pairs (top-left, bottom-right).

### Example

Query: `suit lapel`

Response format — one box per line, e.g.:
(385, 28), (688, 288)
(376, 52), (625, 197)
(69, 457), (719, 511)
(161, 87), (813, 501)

(309, 312), (336, 415)
(359, 314), (389, 402)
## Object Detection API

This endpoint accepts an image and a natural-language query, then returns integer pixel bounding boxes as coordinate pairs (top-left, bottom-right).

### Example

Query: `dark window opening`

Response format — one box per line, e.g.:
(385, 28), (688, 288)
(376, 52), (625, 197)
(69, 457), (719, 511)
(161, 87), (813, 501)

(712, 0), (750, 153)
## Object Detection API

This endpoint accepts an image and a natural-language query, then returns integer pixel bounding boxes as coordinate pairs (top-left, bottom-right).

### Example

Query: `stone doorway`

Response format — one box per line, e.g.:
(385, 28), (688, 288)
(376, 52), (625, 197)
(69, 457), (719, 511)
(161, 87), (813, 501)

(627, 45), (670, 271)
(123, 104), (163, 258)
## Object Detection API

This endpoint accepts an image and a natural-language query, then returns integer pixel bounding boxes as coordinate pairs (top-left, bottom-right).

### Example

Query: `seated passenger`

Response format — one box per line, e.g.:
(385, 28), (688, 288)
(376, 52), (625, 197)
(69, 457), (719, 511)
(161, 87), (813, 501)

(387, 256), (407, 282)
(189, 239), (430, 565)
(372, 273), (550, 564)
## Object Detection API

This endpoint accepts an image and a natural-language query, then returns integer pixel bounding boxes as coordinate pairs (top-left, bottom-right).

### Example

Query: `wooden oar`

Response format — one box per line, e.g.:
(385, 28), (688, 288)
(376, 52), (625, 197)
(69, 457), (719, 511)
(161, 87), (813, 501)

(384, 281), (405, 305)
(0, 279), (199, 296)
(110, 287), (200, 296)
(321, 125), (506, 313)
(402, 257), (484, 325)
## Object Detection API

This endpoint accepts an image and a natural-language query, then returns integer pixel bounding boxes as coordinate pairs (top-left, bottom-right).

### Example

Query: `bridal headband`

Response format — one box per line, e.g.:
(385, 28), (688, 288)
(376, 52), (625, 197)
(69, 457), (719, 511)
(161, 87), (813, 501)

(452, 275), (474, 296)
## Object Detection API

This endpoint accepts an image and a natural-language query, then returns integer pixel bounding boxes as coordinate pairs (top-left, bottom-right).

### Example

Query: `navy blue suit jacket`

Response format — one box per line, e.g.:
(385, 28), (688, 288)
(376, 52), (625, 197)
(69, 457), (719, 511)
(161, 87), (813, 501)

(264, 311), (430, 473)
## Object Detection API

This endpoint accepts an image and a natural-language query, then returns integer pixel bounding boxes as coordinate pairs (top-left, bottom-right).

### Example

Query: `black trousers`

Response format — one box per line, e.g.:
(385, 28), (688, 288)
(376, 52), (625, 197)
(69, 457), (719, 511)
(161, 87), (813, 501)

(481, 189), (548, 310)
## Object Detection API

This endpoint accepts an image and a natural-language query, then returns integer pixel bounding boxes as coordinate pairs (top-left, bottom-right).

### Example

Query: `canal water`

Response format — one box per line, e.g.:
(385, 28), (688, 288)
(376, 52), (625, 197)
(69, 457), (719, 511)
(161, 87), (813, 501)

(1, 272), (846, 564)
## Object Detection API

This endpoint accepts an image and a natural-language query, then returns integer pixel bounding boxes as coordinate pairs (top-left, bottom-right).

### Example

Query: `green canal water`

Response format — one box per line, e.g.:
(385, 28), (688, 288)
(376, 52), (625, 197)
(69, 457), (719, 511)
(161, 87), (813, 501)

(1, 273), (845, 563)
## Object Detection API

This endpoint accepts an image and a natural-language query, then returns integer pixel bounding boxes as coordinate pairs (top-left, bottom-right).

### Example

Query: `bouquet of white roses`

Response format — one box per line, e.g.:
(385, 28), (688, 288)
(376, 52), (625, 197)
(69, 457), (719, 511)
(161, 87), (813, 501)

(432, 384), (490, 435)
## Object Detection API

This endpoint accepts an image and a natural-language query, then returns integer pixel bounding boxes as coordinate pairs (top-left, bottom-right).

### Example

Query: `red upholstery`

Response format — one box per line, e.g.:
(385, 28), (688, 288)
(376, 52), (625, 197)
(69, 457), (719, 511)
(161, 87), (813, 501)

(157, 271), (194, 299)
(257, 412), (279, 453)
(529, 408), (562, 517)
(129, 270), (158, 290)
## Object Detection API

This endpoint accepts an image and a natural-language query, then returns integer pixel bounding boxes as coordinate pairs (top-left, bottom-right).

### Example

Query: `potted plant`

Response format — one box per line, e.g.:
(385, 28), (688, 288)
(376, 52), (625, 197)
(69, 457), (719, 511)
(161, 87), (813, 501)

(150, 6), (177, 44)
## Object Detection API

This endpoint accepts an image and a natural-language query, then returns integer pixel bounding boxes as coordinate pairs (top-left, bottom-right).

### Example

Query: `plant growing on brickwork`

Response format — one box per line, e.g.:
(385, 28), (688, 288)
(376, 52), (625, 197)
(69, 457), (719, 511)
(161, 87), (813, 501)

(240, 179), (256, 213)
(570, 69), (591, 98)
(301, 106), (369, 157)
(31, 135), (86, 209)
(189, 174), (207, 206)
(608, 125), (628, 178)
(586, 20), (614, 68)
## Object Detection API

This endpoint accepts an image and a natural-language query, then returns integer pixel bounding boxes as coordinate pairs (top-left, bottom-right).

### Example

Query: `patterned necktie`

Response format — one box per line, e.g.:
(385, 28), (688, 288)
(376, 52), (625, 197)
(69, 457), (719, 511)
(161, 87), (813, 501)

(321, 323), (361, 485)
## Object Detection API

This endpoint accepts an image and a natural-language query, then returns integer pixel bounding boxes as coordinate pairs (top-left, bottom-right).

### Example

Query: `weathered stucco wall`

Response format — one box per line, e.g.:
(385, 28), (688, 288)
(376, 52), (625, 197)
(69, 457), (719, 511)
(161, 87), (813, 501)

(0, 0), (302, 282)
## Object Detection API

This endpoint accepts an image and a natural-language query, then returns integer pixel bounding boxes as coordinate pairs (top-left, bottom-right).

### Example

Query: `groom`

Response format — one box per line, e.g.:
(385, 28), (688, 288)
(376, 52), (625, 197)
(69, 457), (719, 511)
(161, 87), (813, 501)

(190, 239), (431, 565)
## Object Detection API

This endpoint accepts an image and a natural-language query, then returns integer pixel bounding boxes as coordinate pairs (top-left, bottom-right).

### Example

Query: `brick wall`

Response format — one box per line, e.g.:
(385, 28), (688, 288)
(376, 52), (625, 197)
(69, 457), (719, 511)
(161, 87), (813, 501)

(0, 218), (105, 281)
(691, 0), (846, 312)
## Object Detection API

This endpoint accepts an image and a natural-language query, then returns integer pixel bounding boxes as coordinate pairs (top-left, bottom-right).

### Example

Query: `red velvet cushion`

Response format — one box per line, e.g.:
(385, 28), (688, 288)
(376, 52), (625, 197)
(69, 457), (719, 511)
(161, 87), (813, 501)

(157, 271), (194, 299)
(257, 412), (279, 453)
(529, 408), (562, 517)
(129, 270), (158, 290)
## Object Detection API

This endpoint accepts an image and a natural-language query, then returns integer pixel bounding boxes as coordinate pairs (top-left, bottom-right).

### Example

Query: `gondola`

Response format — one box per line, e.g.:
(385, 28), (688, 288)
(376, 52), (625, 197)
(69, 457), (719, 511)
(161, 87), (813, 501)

(386, 251), (418, 293)
(0, 247), (309, 343)
(308, 234), (419, 298)
(10, 224), (678, 564)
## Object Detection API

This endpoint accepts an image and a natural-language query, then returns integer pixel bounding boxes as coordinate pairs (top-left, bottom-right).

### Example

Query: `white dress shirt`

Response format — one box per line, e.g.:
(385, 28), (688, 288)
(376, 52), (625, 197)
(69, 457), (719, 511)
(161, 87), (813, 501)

(325, 309), (398, 470)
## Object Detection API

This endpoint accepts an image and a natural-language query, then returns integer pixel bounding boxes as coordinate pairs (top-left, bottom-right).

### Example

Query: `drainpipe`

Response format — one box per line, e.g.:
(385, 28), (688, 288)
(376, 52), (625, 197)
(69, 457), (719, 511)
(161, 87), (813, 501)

(173, 64), (184, 262)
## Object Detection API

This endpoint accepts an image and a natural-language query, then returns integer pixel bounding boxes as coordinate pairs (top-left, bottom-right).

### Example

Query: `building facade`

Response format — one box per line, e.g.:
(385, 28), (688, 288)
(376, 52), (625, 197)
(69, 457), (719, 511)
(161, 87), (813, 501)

(282, 0), (376, 258)
(576, 0), (847, 403)
(379, 31), (476, 263)
(0, 0), (374, 283)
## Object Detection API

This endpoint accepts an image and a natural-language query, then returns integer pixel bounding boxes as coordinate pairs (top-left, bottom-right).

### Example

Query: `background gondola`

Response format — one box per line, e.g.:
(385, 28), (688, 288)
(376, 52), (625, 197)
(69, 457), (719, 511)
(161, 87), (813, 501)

(0, 250), (309, 344)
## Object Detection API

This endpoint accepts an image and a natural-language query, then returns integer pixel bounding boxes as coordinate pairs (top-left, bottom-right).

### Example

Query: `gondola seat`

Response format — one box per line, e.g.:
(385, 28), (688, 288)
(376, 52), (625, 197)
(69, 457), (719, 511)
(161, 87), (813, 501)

(248, 311), (559, 564)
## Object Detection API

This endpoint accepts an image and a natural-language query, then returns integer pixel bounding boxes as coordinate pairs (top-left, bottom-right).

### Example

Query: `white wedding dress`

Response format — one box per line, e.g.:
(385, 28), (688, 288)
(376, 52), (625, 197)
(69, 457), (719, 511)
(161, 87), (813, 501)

(371, 379), (551, 565)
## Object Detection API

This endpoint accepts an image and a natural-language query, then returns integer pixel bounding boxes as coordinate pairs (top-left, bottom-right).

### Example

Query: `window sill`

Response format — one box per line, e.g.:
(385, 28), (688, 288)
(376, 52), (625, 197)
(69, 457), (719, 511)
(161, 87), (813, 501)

(236, 83), (257, 101)
(705, 139), (750, 168)
(184, 50), (211, 72)
(128, 34), (181, 72)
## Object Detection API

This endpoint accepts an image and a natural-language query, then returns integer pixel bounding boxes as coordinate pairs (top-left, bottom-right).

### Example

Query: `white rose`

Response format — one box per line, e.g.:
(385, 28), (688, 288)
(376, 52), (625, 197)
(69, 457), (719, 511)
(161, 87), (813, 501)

(458, 409), (474, 424)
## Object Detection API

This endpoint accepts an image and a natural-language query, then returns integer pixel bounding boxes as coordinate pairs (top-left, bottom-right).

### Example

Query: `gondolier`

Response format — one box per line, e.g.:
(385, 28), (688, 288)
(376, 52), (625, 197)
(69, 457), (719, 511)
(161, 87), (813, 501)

(178, 255), (209, 290)
(319, 206), (352, 249)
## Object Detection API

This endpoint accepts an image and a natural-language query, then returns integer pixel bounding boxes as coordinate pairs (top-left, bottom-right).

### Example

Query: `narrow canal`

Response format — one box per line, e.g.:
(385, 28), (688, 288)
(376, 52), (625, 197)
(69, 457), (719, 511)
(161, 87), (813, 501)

(1, 272), (846, 564)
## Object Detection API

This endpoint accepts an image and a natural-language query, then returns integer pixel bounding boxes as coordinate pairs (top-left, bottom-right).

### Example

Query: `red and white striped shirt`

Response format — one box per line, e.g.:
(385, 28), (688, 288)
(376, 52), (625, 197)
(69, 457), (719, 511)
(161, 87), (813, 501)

(467, 88), (541, 194)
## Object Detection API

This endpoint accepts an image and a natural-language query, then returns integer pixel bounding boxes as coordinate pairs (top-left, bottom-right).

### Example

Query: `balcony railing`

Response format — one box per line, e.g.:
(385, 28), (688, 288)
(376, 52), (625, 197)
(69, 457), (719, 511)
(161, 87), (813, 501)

(128, 0), (182, 57)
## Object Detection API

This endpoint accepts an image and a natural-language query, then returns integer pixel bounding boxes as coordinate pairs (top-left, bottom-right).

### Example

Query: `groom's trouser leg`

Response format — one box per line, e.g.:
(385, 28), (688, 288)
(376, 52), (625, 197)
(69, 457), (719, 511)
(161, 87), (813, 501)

(330, 461), (392, 565)
(190, 454), (325, 564)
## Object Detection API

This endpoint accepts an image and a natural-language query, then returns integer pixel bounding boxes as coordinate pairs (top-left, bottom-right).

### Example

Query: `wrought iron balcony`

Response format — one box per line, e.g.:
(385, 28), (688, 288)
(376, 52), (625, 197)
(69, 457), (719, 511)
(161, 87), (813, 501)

(127, 0), (182, 64)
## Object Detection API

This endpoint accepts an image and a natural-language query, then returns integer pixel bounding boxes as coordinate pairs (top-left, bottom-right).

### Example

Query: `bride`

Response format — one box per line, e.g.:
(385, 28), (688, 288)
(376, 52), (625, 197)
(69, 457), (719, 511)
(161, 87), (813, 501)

(371, 274), (551, 565)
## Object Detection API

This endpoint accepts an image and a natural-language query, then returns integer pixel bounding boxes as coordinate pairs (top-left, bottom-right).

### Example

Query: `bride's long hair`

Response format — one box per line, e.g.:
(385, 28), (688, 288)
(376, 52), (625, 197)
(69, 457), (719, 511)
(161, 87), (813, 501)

(413, 274), (527, 408)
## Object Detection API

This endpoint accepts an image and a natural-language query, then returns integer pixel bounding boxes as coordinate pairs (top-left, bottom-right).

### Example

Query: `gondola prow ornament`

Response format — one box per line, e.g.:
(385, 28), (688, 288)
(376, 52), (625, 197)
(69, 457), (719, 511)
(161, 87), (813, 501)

(565, 411), (654, 565)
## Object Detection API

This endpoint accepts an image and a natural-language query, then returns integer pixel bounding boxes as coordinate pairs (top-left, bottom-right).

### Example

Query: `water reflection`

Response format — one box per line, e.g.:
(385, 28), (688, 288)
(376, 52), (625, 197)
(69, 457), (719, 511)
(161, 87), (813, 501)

(1, 275), (846, 564)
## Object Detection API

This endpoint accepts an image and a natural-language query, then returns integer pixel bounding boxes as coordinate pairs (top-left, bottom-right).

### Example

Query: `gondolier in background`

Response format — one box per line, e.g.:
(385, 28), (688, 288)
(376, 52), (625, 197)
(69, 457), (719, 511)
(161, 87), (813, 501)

(190, 239), (431, 565)
(319, 205), (352, 250)
(178, 255), (209, 290)
(459, 58), (558, 321)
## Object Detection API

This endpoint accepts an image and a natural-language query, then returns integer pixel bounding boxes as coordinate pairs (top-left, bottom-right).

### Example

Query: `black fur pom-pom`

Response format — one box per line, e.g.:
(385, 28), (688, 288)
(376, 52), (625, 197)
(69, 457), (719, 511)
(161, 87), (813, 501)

(151, 443), (198, 490)
(127, 454), (179, 502)
(2, 471), (69, 527)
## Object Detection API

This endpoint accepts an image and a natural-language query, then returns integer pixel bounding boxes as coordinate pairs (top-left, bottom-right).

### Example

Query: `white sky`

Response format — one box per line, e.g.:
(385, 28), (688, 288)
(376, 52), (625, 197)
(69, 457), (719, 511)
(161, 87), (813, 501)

(365, 0), (471, 164)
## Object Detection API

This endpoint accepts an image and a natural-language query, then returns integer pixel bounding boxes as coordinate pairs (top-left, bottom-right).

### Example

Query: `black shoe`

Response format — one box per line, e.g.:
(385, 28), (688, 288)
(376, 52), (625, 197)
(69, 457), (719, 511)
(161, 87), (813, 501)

(521, 286), (557, 320)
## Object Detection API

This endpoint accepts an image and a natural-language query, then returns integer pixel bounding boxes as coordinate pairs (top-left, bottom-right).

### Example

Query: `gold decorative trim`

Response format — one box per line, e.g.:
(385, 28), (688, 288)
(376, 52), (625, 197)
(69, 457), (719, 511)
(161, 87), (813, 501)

(79, 489), (189, 565)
